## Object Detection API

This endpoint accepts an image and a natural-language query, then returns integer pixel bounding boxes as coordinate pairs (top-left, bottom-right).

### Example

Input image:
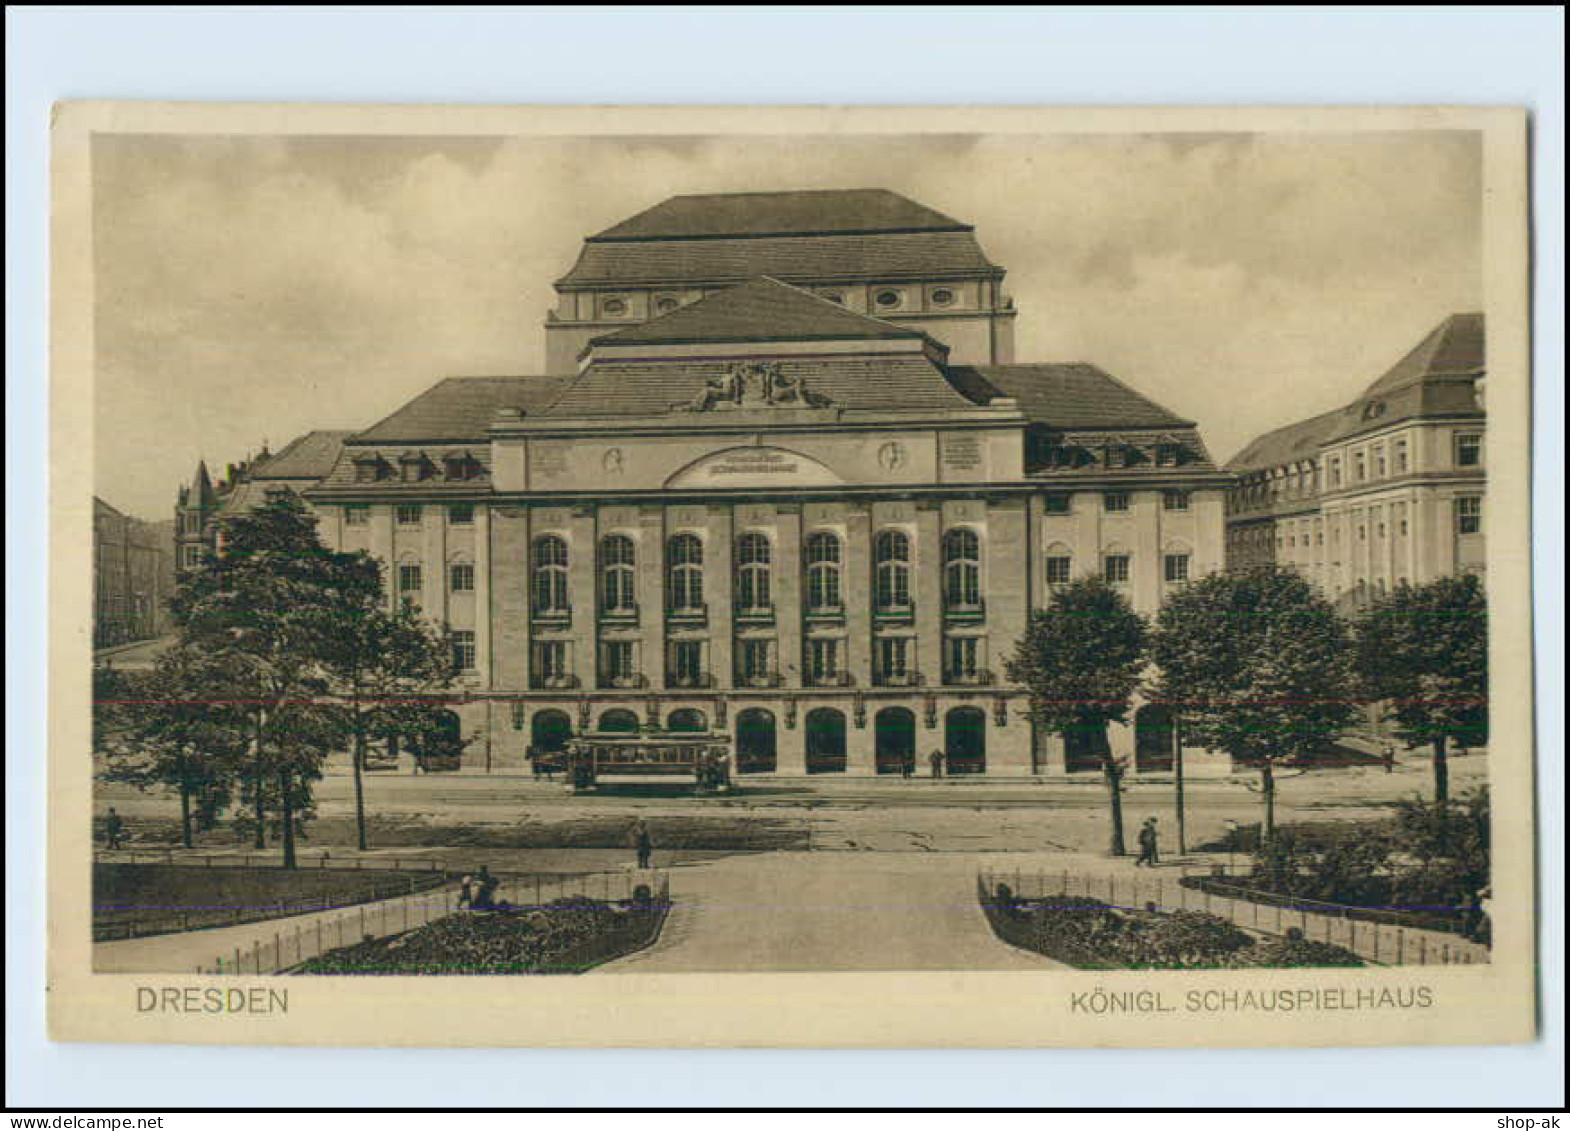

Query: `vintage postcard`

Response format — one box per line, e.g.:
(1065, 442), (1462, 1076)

(50, 102), (1534, 1047)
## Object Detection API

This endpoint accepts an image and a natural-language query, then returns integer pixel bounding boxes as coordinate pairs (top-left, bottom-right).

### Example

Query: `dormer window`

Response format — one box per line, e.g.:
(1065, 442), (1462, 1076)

(1155, 444), (1180, 467)
(399, 453), (430, 483)
(1104, 445), (1129, 469)
(443, 452), (477, 481)
(353, 455), (386, 483)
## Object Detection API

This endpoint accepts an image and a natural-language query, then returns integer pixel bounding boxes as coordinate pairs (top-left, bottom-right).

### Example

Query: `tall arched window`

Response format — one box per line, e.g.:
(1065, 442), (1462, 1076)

(531, 535), (569, 614)
(943, 528), (981, 609)
(804, 532), (842, 611)
(874, 529), (911, 611)
(735, 532), (772, 611)
(666, 533), (704, 613)
(599, 534), (636, 613)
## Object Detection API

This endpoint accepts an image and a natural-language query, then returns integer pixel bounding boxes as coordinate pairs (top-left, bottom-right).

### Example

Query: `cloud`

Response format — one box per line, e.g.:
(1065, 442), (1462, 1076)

(92, 130), (1481, 517)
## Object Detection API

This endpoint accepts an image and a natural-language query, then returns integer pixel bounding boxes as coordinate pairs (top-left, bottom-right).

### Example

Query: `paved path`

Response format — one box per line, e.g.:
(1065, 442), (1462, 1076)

(605, 852), (1060, 972)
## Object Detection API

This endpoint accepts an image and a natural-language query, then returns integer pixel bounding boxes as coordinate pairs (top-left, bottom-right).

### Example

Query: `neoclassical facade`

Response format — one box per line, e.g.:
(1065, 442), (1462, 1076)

(300, 191), (1233, 777)
(1225, 314), (1486, 609)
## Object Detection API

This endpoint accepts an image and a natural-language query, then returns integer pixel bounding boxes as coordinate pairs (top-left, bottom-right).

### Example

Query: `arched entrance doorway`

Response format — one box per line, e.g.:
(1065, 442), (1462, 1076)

(597, 708), (640, 734)
(1134, 705), (1176, 773)
(530, 709), (573, 754)
(874, 707), (916, 775)
(667, 707), (707, 733)
(735, 708), (776, 773)
(805, 707), (847, 774)
(945, 706), (986, 774)
(1063, 720), (1105, 773)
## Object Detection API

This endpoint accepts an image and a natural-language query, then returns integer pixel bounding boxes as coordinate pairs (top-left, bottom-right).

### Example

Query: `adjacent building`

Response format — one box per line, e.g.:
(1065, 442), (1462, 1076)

(94, 498), (174, 648)
(1225, 313), (1486, 609)
(293, 190), (1233, 778)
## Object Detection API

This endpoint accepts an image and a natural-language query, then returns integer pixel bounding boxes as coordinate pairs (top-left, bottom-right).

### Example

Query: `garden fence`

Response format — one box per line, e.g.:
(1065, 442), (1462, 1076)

(977, 867), (1488, 967)
(194, 869), (669, 975)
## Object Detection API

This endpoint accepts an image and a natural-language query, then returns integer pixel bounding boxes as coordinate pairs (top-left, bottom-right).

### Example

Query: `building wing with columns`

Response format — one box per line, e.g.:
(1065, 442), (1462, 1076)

(301, 190), (1233, 777)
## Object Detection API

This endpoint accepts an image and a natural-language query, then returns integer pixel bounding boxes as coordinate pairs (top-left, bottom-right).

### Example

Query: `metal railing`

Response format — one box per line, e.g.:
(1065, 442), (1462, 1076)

(977, 867), (1489, 967)
(195, 869), (671, 975)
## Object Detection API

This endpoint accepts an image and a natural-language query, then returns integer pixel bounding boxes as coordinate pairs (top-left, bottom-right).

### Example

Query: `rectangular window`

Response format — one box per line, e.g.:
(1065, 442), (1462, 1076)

(1103, 491), (1130, 513)
(1456, 496), (1483, 535)
(534, 641), (568, 682)
(451, 631), (476, 672)
(670, 640), (704, 683)
(448, 504), (474, 525)
(739, 639), (772, 683)
(1162, 490), (1190, 512)
(344, 504), (370, 526)
(945, 636), (980, 680)
(1373, 446), (1387, 478)
(602, 641), (635, 682)
(1043, 492), (1071, 515)
(396, 504), (422, 526)
(1329, 456), (1342, 487)
(449, 562), (475, 592)
(876, 637), (910, 680)
(1164, 554), (1190, 584)
(1155, 444), (1180, 467)
(1354, 452), (1366, 482)
(1455, 432), (1483, 467)
(1103, 554), (1131, 584)
(354, 460), (380, 484)
(807, 638), (840, 684)
(1045, 556), (1072, 585)
(1104, 446), (1128, 469)
(1394, 439), (1409, 474)
(398, 564), (423, 592)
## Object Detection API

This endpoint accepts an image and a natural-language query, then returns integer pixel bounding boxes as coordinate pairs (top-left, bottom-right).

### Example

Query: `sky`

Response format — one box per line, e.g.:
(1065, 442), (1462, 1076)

(92, 130), (1482, 519)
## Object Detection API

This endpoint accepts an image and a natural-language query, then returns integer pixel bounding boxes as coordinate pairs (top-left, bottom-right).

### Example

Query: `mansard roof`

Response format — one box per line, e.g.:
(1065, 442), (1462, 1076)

(588, 276), (929, 349)
(251, 430), (354, 479)
(354, 376), (574, 442)
(1226, 407), (1344, 473)
(949, 363), (1194, 430)
(587, 189), (972, 242)
(558, 190), (999, 288)
(1327, 312), (1485, 443)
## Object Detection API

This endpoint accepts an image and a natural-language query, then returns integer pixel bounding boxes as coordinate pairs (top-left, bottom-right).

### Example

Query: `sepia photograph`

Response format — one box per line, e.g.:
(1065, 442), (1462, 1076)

(46, 102), (1536, 1049)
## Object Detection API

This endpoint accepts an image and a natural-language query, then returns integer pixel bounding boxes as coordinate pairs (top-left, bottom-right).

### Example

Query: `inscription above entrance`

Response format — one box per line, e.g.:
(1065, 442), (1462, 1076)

(665, 446), (843, 489)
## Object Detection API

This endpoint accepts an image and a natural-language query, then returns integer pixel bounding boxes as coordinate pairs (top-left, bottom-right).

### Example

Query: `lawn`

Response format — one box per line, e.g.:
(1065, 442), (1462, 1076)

(93, 863), (449, 941)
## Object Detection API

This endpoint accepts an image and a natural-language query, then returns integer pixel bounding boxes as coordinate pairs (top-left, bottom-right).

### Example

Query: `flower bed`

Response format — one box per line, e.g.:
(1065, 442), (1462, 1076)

(1177, 873), (1465, 937)
(980, 882), (1363, 970)
(292, 890), (669, 975)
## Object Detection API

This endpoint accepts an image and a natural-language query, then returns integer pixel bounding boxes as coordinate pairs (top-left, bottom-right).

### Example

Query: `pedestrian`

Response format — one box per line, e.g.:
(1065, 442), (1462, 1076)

(901, 751), (914, 780)
(471, 866), (498, 910)
(104, 807), (125, 850)
(635, 822), (653, 870)
(1382, 743), (1396, 774)
(458, 873), (474, 909)
(1135, 817), (1160, 867)
(929, 748), (944, 779)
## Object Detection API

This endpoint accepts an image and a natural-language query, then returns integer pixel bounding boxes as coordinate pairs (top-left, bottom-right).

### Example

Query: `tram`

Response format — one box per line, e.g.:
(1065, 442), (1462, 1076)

(536, 731), (733, 794)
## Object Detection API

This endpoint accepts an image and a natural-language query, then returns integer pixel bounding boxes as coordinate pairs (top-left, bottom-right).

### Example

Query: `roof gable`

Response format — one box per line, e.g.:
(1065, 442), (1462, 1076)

(588, 276), (928, 349)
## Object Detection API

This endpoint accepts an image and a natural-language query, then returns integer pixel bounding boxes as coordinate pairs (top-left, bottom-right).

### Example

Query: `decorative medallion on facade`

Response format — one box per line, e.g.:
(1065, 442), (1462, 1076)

(877, 441), (907, 471)
(602, 448), (625, 475)
(681, 362), (834, 412)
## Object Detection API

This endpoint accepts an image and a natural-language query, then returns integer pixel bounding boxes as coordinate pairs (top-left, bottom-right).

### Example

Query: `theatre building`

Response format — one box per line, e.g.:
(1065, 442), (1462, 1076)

(306, 191), (1233, 777)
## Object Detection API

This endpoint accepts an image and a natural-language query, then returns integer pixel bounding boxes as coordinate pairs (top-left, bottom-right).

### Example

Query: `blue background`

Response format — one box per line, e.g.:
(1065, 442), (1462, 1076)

(7, 6), (1563, 1110)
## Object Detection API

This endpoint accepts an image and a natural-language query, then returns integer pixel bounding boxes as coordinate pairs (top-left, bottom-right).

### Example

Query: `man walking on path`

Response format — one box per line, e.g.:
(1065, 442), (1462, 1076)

(1135, 817), (1160, 867)
(104, 807), (125, 850)
(901, 751), (914, 780)
(633, 820), (653, 869)
(928, 748), (944, 779)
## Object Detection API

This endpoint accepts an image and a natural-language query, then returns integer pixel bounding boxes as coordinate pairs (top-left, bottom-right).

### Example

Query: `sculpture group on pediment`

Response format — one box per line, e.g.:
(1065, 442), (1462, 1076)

(681, 362), (833, 412)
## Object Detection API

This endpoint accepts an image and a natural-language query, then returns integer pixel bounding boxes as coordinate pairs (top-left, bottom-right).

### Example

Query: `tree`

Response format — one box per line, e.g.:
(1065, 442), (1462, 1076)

(171, 493), (381, 866)
(318, 602), (457, 851)
(1352, 574), (1488, 804)
(1006, 577), (1147, 855)
(97, 648), (247, 848)
(1149, 567), (1358, 846)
